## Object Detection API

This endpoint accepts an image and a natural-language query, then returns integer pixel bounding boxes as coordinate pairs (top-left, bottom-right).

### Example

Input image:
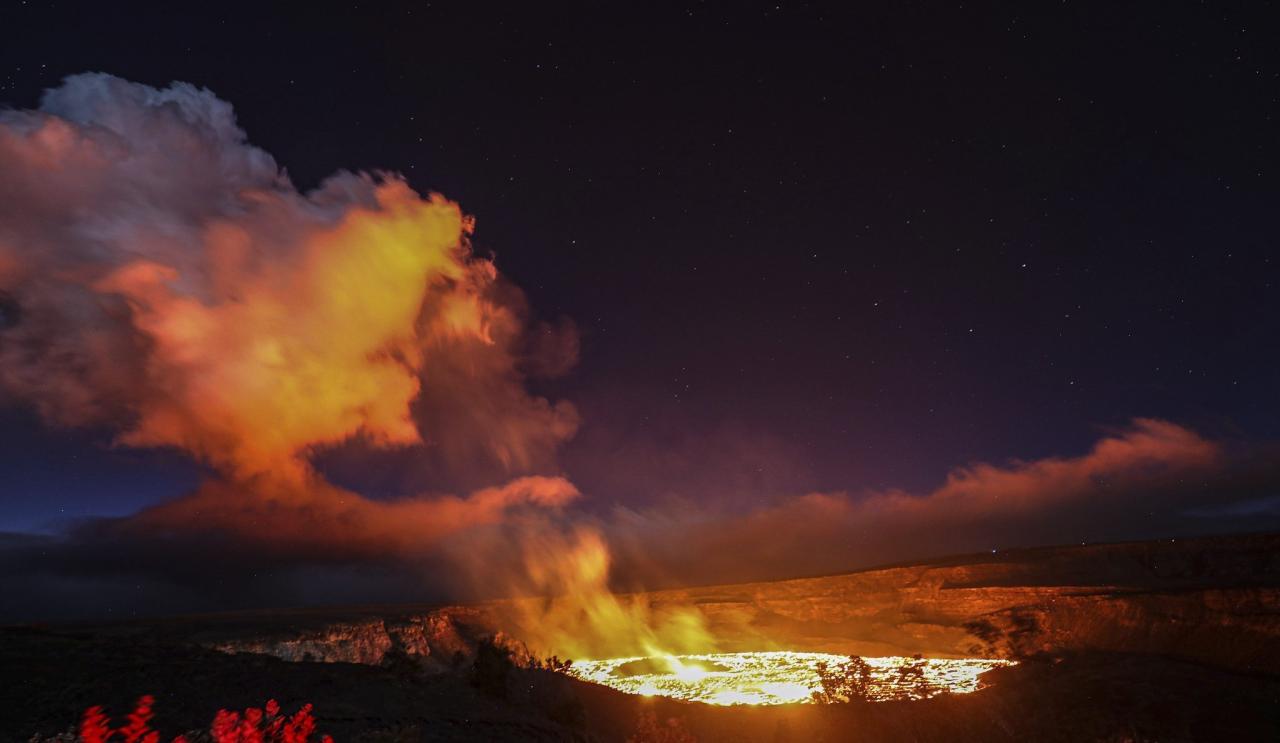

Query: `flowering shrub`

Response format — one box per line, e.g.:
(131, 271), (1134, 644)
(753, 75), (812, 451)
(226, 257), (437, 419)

(78, 705), (114, 743)
(75, 696), (332, 743)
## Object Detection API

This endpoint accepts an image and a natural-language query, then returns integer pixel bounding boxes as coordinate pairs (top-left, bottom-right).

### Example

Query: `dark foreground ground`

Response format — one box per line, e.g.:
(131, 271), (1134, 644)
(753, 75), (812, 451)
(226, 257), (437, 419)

(3, 625), (1279, 742)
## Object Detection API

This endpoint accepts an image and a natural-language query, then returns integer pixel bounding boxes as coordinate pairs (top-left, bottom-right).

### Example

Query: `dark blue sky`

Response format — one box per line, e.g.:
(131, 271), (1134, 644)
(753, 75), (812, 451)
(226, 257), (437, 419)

(1, 1), (1277, 532)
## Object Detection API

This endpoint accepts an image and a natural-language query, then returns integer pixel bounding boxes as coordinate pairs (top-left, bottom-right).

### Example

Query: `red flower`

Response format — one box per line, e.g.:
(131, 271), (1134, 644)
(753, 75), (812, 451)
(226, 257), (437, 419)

(282, 703), (316, 743)
(211, 709), (241, 743)
(238, 707), (265, 743)
(74, 696), (331, 743)
(118, 695), (157, 743)
(80, 705), (113, 743)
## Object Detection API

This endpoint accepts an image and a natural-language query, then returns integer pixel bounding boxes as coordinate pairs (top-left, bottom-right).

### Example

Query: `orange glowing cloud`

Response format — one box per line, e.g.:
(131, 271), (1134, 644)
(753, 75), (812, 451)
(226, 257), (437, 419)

(604, 418), (1229, 586)
(92, 182), (479, 481)
(0, 73), (578, 549)
(129, 474), (581, 559)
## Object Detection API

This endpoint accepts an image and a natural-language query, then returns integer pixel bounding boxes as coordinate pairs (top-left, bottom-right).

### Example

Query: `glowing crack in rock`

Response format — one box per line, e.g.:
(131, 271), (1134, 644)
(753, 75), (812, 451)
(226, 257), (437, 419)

(565, 651), (1013, 706)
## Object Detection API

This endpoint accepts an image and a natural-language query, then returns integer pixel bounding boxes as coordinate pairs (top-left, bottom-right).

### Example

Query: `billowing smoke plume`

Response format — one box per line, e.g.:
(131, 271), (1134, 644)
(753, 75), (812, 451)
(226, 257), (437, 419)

(0, 73), (579, 554)
(445, 521), (716, 659)
(3, 76), (1277, 636)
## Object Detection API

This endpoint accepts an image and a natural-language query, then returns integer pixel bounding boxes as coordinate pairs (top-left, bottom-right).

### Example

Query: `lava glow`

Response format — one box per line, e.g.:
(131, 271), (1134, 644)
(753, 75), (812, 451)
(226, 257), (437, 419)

(566, 652), (1013, 706)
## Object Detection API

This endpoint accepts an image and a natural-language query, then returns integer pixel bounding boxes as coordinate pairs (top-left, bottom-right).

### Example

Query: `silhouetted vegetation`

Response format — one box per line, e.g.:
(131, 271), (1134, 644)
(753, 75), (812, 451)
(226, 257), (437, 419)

(469, 636), (515, 699)
(890, 654), (941, 700)
(466, 636), (585, 729)
(811, 654), (947, 703)
(811, 656), (873, 703)
(531, 654), (573, 673)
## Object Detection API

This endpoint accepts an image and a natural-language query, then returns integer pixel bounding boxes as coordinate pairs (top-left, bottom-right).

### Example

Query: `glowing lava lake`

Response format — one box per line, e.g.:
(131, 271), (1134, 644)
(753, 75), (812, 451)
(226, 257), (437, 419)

(565, 652), (1013, 706)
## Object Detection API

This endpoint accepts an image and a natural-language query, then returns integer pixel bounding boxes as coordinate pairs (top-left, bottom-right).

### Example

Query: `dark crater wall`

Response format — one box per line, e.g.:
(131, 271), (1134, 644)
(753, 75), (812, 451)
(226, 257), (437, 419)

(147, 534), (1280, 673)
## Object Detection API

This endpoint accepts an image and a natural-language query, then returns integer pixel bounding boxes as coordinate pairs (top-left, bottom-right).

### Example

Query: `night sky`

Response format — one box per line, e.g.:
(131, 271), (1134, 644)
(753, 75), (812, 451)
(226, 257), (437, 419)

(0, 2), (1278, 616)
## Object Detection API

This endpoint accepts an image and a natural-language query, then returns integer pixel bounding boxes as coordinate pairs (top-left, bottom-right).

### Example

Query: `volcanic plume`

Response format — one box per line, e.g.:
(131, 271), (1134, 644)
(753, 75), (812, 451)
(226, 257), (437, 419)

(2, 74), (1277, 636)
(0, 73), (580, 557)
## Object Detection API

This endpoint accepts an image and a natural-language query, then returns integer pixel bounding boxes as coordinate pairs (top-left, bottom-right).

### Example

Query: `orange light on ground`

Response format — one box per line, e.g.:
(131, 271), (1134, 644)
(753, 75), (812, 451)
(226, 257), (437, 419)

(566, 651), (1013, 706)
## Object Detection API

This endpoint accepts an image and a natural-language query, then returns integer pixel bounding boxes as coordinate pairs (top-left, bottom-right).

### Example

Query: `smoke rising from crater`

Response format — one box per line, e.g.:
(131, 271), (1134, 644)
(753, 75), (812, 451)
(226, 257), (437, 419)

(2, 76), (1278, 634)
(0, 73), (579, 550)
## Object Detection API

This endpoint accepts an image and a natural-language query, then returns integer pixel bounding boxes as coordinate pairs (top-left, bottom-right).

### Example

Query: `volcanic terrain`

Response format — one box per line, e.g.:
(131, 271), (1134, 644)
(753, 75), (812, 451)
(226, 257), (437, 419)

(7, 533), (1280, 741)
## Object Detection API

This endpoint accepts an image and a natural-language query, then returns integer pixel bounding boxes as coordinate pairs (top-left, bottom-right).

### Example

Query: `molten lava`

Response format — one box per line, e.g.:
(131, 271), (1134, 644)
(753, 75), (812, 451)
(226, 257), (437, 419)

(566, 652), (1012, 706)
